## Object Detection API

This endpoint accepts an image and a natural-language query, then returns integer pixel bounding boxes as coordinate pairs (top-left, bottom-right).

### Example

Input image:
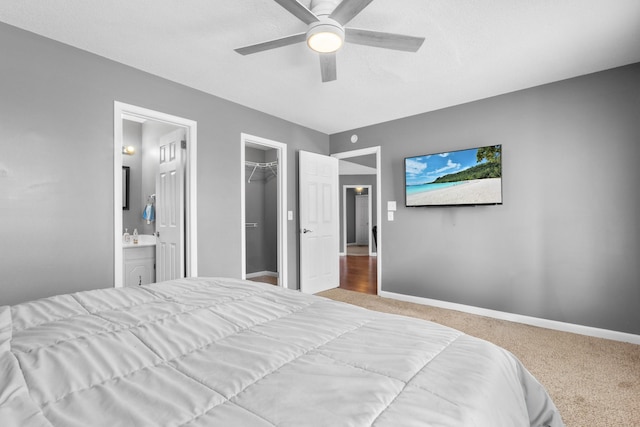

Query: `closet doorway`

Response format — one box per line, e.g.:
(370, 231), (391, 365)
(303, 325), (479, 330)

(241, 133), (288, 288)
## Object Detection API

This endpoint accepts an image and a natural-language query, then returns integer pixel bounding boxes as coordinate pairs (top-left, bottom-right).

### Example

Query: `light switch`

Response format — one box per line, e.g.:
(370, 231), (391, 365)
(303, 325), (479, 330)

(288, 211), (294, 221)
(388, 211), (394, 221)
(387, 201), (397, 211)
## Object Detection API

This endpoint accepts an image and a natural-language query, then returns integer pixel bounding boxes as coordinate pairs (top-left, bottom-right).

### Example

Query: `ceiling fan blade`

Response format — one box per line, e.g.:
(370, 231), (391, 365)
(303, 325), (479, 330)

(329, 0), (374, 25)
(273, 0), (319, 25)
(319, 53), (337, 82)
(345, 28), (425, 52)
(235, 33), (306, 55)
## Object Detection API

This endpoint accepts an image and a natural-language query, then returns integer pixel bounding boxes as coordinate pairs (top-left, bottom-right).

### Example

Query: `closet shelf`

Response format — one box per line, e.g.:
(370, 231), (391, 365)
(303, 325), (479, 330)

(246, 160), (278, 183)
(245, 161), (277, 168)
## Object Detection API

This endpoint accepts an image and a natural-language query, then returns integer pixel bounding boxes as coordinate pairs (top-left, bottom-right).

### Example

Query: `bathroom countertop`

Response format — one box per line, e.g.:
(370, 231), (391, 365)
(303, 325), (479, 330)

(123, 234), (156, 248)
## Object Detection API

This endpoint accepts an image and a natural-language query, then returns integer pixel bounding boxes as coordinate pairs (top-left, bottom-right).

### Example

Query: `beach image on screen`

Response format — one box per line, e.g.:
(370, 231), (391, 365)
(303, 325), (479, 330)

(405, 145), (502, 206)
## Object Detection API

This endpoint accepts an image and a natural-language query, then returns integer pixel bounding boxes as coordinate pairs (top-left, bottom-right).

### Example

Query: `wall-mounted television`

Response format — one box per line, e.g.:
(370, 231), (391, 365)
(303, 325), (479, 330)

(405, 145), (502, 207)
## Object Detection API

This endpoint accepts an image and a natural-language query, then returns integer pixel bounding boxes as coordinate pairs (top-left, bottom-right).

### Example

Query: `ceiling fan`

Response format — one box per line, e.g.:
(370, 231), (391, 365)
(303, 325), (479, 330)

(234, 0), (425, 82)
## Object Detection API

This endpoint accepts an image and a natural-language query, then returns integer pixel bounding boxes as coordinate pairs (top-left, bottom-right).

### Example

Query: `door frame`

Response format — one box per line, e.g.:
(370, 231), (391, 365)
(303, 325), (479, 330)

(240, 133), (288, 288)
(332, 146), (381, 294)
(341, 185), (373, 255)
(113, 101), (198, 287)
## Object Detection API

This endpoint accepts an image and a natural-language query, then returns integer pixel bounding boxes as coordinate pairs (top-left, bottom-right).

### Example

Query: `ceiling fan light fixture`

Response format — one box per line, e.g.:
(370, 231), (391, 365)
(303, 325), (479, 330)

(307, 19), (345, 53)
(235, 0), (425, 82)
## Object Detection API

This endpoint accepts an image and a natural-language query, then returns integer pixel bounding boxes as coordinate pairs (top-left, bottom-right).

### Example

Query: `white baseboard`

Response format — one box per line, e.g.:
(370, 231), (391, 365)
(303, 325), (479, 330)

(379, 291), (640, 345)
(340, 252), (377, 256)
(246, 271), (278, 279)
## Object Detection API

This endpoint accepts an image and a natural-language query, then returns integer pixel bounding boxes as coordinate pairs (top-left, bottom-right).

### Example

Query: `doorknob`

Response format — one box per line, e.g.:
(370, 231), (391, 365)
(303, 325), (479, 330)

(302, 228), (313, 234)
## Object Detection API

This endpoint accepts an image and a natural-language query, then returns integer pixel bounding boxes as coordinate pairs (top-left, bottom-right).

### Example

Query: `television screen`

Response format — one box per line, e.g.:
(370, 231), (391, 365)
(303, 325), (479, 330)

(405, 145), (502, 207)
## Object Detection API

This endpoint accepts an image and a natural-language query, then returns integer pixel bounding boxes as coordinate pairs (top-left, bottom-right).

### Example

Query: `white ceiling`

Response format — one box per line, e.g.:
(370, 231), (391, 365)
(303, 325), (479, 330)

(1, 0), (639, 134)
(339, 159), (376, 175)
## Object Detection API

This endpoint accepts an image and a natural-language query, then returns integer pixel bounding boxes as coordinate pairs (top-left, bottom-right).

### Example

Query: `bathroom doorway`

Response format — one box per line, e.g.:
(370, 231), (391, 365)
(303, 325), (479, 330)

(113, 102), (198, 288)
(240, 133), (288, 288)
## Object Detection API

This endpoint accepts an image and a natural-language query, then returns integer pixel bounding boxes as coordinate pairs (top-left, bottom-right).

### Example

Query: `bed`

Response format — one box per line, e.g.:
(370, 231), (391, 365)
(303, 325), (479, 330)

(0, 277), (563, 426)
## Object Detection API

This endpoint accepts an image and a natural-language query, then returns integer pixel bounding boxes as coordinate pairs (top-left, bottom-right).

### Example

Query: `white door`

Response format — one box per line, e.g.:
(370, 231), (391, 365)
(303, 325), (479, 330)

(299, 151), (339, 294)
(355, 194), (369, 246)
(156, 129), (185, 282)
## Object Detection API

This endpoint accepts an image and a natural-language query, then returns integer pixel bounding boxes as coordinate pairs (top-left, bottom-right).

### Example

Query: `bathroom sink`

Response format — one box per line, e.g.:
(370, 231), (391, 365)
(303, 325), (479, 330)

(123, 234), (156, 248)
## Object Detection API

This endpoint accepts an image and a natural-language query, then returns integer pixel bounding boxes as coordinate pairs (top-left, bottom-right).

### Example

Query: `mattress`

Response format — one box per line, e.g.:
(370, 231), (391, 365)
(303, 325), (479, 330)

(0, 277), (563, 426)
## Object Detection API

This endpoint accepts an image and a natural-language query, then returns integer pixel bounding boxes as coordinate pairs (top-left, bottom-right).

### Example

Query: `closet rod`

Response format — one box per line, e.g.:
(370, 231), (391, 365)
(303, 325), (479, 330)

(246, 160), (278, 183)
(245, 161), (277, 168)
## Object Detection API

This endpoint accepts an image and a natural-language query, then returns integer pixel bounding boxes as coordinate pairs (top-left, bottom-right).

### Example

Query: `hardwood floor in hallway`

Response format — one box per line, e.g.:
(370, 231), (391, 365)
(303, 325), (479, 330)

(339, 255), (377, 295)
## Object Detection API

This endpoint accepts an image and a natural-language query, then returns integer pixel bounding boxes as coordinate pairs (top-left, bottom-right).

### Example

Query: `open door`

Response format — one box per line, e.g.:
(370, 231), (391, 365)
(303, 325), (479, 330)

(299, 151), (339, 294)
(156, 129), (185, 282)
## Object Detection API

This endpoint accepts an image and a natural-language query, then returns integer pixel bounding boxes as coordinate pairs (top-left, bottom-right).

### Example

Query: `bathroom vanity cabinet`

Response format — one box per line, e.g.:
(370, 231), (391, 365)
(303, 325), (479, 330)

(123, 245), (155, 287)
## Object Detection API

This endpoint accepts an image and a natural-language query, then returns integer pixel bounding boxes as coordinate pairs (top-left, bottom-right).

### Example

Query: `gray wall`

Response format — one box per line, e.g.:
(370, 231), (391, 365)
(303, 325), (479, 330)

(346, 188), (369, 244)
(264, 148), (278, 272)
(0, 22), (328, 305)
(245, 147), (265, 274)
(122, 120), (145, 233)
(346, 188), (356, 244)
(331, 63), (640, 335)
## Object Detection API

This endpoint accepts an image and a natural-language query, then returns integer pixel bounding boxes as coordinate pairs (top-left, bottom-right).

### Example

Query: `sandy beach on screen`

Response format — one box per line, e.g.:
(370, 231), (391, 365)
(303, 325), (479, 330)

(407, 178), (502, 205)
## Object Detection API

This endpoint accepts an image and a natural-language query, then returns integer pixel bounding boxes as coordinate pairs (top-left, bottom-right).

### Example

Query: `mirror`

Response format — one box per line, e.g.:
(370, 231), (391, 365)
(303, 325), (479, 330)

(123, 166), (130, 210)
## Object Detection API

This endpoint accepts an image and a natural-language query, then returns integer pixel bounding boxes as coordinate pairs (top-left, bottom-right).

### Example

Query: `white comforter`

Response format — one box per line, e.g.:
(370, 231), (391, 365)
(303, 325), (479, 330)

(0, 277), (563, 426)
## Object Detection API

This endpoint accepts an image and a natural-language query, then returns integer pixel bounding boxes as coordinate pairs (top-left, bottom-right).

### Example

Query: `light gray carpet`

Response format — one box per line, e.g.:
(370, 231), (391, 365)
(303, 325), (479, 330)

(317, 288), (640, 427)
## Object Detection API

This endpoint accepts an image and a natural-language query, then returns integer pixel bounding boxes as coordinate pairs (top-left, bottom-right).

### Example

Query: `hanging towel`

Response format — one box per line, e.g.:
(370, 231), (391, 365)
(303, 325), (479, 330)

(142, 204), (155, 224)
